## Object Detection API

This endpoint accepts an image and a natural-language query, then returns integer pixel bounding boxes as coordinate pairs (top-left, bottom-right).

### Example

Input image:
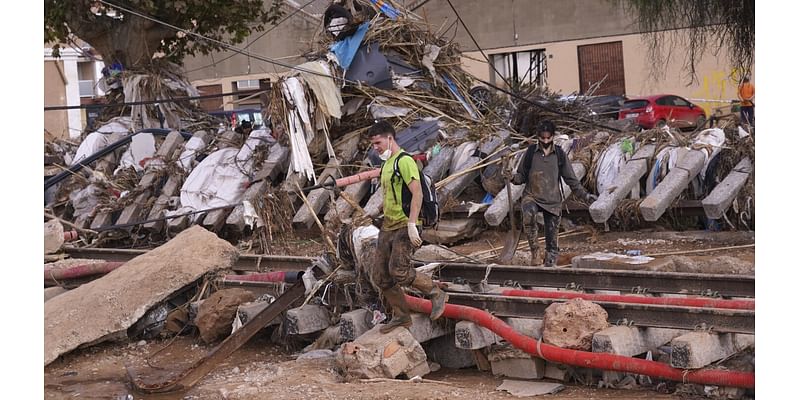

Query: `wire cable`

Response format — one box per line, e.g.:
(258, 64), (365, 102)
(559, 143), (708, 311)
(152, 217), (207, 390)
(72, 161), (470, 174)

(182, 0), (320, 74)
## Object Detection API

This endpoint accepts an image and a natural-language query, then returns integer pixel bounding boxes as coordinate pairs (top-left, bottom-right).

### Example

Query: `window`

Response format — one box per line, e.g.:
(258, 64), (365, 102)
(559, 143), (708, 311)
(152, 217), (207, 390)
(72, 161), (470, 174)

(672, 97), (690, 107)
(491, 49), (547, 87)
(235, 79), (261, 90)
(77, 61), (96, 98)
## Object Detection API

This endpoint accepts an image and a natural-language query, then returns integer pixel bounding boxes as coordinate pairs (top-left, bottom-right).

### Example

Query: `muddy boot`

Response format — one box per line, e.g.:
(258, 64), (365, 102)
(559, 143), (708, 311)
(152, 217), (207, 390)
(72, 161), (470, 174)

(411, 274), (449, 320)
(544, 251), (558, 268)
(379, 286), (412, 334)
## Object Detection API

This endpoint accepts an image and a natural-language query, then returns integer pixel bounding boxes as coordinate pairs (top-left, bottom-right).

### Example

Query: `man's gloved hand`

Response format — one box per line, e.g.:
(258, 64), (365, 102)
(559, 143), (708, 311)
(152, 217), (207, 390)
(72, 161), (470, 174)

(585, 193), (598, 203)
(407, 222), (423, 247)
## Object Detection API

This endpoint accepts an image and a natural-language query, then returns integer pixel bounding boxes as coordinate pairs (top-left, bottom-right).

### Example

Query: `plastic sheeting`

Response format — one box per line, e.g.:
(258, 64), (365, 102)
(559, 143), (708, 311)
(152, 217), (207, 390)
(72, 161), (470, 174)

(693, 128), (726, 181)
(115, 132), (156, 174)
(71, 117), (133, 165)
(646, 146), (688, 195)
(595, 140), (631, 194)
(282, 77), (318, 183)
(368, 96), (411, 119)
(179, 129), (273, 220)
(299, 60), (343, 119)
(177, 135), (207, 172)
(329, 22), (370, 70)
(351, 225), (380, 263)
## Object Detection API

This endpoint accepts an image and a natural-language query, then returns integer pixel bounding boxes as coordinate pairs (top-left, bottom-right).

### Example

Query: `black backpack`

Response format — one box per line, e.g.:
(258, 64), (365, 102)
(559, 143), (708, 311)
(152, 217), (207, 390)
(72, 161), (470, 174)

(389, 152), (440, 228)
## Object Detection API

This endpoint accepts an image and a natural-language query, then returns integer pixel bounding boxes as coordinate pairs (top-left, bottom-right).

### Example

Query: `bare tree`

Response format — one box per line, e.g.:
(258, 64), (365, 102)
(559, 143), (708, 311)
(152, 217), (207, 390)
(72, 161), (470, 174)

(615, 0), (755, 83)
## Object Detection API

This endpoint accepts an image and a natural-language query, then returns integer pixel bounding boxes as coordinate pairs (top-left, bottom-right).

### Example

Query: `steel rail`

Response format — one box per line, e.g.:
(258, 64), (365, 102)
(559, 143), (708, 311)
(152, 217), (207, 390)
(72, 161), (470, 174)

(431, 262), (754, 298)
(446, 292), (754, 334)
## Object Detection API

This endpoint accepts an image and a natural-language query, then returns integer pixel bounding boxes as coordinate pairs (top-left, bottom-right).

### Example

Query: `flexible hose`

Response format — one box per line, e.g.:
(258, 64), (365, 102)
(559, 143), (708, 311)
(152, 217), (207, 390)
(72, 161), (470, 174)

(405, 295), (754, 389)
(44, 261), (125, 284)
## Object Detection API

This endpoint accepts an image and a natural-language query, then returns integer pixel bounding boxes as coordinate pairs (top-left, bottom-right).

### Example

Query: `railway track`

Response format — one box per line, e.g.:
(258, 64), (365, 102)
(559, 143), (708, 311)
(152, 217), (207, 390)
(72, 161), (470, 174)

(62, 247), (755, 333)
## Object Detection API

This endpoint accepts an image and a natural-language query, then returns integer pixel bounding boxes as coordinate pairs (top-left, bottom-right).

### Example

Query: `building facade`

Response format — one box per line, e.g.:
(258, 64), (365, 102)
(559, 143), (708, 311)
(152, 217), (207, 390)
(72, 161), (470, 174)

(44, 46), (106, 140)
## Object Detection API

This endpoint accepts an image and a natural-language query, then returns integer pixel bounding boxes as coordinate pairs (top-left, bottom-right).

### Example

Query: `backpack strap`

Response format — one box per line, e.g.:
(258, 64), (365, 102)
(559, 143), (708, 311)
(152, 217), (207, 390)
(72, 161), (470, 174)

(391, 152), (411, 203)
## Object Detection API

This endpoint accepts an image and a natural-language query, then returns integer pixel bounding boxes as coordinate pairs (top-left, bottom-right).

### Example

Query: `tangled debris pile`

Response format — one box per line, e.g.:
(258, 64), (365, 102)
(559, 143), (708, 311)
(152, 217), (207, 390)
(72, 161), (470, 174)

(44, 0), (755, 253)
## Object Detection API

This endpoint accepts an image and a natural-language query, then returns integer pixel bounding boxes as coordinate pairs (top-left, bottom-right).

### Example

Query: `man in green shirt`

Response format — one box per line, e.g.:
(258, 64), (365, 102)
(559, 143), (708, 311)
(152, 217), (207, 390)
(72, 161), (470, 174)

(367, 121), (448, 333)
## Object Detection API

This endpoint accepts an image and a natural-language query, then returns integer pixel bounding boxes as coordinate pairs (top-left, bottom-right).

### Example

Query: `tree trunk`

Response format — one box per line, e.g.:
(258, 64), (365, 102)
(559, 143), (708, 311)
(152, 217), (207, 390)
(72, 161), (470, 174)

(74, 14), (173, 70)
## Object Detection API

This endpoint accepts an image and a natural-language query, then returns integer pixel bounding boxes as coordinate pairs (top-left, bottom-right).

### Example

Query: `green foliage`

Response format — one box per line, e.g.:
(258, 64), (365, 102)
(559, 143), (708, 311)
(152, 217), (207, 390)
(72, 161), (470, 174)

(615, 0), (755, 83)
(44, 0), (285, 67)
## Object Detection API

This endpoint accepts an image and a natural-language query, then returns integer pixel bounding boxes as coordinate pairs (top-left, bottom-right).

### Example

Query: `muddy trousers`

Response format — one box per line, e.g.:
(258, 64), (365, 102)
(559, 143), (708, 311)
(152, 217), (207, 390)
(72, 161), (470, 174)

(372, 227), (445, 330)
(521, 201), (560, 266)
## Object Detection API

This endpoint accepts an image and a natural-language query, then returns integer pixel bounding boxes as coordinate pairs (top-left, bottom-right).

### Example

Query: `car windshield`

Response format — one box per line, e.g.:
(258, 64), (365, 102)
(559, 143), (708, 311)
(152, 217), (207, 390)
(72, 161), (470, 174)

(623, 100), (649, 110)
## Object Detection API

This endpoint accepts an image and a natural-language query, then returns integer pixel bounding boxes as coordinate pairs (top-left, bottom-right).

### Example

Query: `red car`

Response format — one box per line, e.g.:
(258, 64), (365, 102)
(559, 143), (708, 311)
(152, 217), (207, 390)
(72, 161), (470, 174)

(619, 95), (707, 130)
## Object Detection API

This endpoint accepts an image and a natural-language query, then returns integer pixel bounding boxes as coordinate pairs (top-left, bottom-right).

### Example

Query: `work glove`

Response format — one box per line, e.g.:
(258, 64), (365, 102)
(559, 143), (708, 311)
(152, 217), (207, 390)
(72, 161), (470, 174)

(407, 222), (423, 247)
(585, 193), (598, 204)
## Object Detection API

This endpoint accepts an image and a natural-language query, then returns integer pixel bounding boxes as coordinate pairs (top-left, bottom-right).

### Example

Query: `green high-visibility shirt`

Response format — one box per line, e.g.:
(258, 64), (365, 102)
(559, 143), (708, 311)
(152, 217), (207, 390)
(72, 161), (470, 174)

(380, 150), (420, 231)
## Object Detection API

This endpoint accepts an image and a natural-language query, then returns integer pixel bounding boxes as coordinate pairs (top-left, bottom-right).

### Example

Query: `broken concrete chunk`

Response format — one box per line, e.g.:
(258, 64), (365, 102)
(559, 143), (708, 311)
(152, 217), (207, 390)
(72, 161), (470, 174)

(44, 226), (239, 366)
(488, 344), (545, 379)
(571, 252), (674, 271)
(340, 309), (373, 342)
(285, 305), (332, 335)
(542, 298), (609, 350)
(497, 379), (565, 397)
(336, 325), (429, 380)
(423, 333), (476, 369)
(44, 219), (65, 255)
(195, 288), (256, 344)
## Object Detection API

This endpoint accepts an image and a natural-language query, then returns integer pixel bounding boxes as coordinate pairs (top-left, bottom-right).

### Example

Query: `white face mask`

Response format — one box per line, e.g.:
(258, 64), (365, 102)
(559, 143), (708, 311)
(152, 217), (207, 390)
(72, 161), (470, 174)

(378, 149), (392, 161)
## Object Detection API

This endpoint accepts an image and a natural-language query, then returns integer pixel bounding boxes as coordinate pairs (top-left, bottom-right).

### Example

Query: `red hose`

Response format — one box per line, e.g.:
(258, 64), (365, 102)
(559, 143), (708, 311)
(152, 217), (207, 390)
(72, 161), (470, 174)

(44, 261), (125, 282)
(63, 230), (79, 242)
(405, 295), (754, 389)
(224, 271), (286, 282)
(501, 289), (755, 310)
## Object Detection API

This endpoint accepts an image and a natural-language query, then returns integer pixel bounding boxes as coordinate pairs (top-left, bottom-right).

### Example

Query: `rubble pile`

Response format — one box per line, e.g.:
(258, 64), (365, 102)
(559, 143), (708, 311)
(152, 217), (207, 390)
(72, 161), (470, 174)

(44, 0), (755, 249)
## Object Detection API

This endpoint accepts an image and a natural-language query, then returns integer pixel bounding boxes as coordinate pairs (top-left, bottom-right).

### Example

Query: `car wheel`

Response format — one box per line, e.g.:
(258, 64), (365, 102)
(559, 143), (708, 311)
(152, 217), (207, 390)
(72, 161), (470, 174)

(695, 116), (707, 129)
(655, 119), (667, 129)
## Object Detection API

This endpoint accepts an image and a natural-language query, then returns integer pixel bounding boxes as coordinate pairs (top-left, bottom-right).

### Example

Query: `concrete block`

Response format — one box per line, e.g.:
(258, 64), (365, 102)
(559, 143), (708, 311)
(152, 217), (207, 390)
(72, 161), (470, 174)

(571, 252), (675, 271)
(437, 130), (509, 207)
(408, 313), (450, 343)
(640, 149), (706, 221)
(455, 321), (499, 350)
(504, 317), (543, 339)
(340, 309), (373, 341)
(423, 333), (476, 369)
(44, 220), (64, 254)
(670, 332), (755, 369)
(285, 305), (331, 335)
(592, 326), (685, 357)
(544, 362), (569, 381)
(234, 301), (281, 328)
(589, 144), (656, 223)
(337, 326), (429, 379)
(422, 146), (454, 182)
(702, 157), (752, 219)
(362, 190), (383, 219)
(488, 345), (545, 379)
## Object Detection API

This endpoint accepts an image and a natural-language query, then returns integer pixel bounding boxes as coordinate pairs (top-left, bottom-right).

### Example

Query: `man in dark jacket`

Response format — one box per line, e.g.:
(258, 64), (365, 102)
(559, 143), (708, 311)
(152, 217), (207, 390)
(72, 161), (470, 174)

(510, 120), (597, 267)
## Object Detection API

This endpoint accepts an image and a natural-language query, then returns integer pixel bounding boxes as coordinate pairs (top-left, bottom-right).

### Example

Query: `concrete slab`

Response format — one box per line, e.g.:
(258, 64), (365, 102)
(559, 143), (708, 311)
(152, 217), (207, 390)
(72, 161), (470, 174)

(44, 287), (69, 302)
(504, 317), (543, 339)
(44, 226), (238, 365)
(544, 362), (569, 381)
(337, 325), (429, 379)
(496, 380), (565, 397)
(670, 332), (755, 369)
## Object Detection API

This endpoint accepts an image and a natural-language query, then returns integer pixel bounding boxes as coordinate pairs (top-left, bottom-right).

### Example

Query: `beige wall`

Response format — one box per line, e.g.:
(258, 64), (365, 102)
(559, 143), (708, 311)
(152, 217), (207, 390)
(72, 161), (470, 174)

(463, 31), (749, 114)
(44, 60), (69, 140)
(183, 9), (320, 82)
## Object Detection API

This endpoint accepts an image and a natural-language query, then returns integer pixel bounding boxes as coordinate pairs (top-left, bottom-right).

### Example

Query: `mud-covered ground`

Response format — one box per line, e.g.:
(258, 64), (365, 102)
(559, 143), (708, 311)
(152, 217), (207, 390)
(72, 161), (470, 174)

(44, 228), (755, 399)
